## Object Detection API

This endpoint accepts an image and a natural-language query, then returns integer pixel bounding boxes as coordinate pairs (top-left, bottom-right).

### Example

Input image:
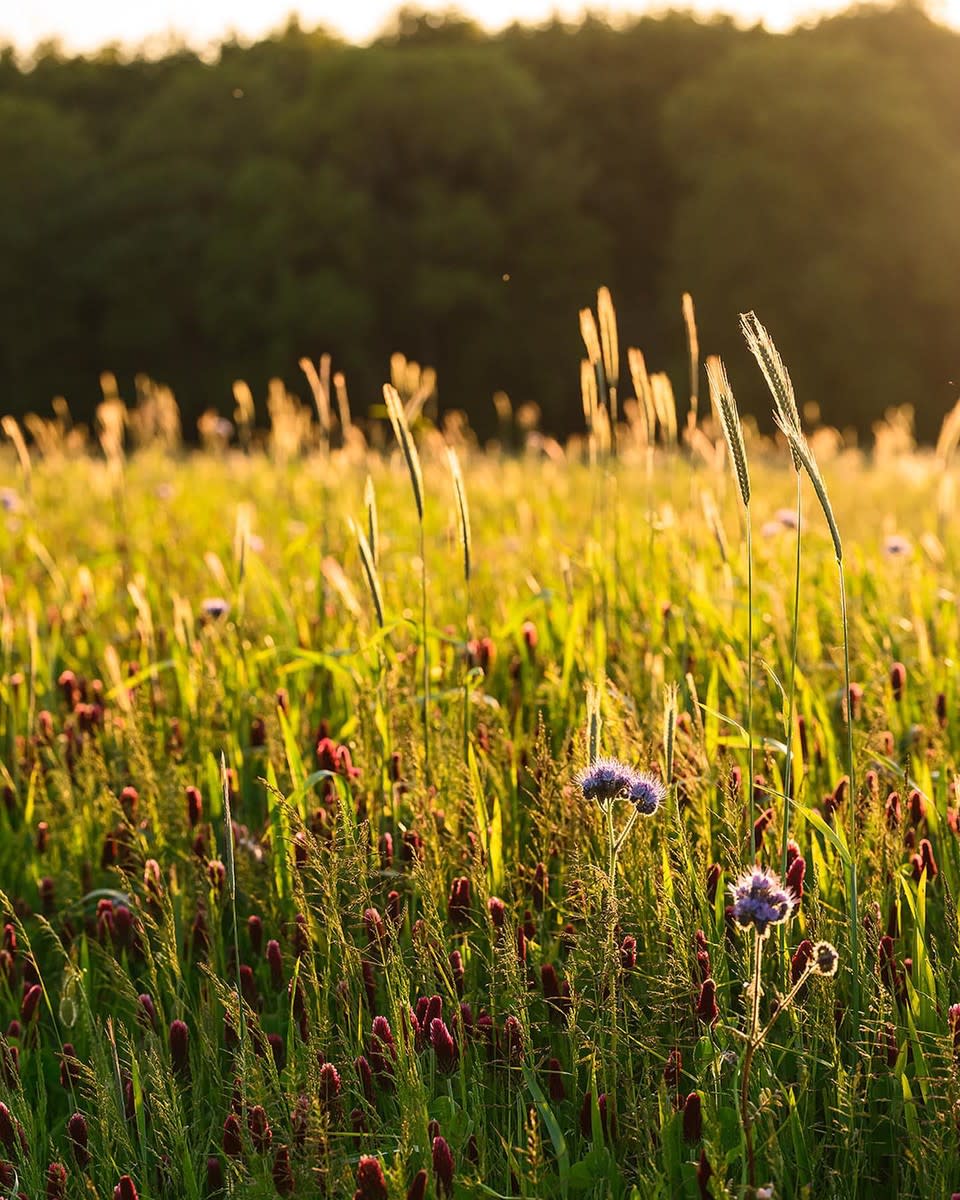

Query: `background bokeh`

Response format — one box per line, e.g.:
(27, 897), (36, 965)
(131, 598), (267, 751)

(1, 3), (958, 440)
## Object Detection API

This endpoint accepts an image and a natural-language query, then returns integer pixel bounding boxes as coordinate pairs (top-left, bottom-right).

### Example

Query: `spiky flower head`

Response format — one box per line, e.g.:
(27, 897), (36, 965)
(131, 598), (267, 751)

(729, 867), (796, 938)
(627, 772), (666, 816)
(576, 757), (636, 805)
(811, 941), (839, 977)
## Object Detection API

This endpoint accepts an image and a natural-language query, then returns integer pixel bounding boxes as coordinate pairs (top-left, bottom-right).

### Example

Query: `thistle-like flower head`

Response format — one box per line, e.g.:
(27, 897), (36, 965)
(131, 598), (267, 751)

(729, 867), (796, 938)
(811, 940), (839, 977)
(576, 757), (636, 805)
(627, 772), (666, 816)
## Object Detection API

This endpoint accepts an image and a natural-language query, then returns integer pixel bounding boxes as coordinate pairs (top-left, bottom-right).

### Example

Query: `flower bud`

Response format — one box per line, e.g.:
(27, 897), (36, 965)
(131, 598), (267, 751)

(682, 1091), (702, 1142)
(432, 1135), (455, 1198)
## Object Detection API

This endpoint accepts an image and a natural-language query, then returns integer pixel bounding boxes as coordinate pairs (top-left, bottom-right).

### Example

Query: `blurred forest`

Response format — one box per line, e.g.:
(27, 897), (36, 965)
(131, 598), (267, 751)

(1, 2), (958, 441)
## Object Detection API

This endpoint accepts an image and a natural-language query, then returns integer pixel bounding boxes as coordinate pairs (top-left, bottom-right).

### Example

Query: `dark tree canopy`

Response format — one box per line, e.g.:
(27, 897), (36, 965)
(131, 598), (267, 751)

(1, 3), (958, 440)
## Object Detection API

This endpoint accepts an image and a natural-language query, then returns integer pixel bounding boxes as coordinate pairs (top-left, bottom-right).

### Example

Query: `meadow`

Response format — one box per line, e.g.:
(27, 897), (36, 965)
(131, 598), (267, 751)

(1, 320), (960, 1200)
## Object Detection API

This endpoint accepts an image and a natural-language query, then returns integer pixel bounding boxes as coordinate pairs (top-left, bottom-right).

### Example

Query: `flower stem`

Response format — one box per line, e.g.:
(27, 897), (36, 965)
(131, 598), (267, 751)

(740, 931), (764, 1190)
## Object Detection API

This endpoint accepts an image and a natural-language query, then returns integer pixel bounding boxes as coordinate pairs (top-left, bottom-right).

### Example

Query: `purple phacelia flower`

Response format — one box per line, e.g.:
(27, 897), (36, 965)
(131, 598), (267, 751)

(576, 758), (636, 805)
(729, 867), (796, 938)
(627, 772), (665, 815)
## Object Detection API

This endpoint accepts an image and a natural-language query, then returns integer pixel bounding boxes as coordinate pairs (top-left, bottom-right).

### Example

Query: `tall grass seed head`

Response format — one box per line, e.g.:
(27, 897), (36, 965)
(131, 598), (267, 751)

(729, 867), (796, 938)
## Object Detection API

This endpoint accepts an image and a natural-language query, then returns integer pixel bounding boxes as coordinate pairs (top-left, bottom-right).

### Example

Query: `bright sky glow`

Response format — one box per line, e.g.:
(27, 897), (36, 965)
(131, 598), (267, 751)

(3, 0), (958, 56)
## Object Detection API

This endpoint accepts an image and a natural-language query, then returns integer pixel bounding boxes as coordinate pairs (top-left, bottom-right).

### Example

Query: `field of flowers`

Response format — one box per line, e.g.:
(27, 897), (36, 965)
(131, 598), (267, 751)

(2, 322), (960, 1200)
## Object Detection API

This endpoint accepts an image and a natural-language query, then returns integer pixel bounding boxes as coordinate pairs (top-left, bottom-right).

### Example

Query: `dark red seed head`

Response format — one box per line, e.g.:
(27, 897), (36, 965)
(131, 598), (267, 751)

(949, 1003), (960, 1057)
(620, 935), (637, 971)
(46, 1162), (68, 1200)
(266, 939), (283, 989)
(169, 1019), (189, 1075)
(891, 661), (906, 702)
(885, 791), (902, 830)
(705, 863), (721, 904)
(60, 1044), (82, 1089)
(206, 1156), (223, 1192)
(222, 1113), (243, 1158)
(919, 838), (939, 879)
(448, 877), (471, 926)
(546, 1057), (566, 1102)
(791, 939), (813, 984)
(186, 786), (202, 827)
(406, 1168), (428, 1200)
(910, 789), (927, 827)
(248, 1105), (272, 1154)
(786, 855), (806, 904)
(355, 1055), (375, 1104)
(114, 1177), (139, 1200)
(21, 983), (42, 1024)
(430, 1017), (458, 1073)
(936, 692), (948, 728)
(319, 1061), (342, 1107)
(67, 1113), (89, 1168)
(247, 914), (263, 956)
(695, 978), (718, 1026)
(682, 1091), (703, 1142)
(355, 1155), (388, 1200)
(272, 1145), (294, 1195)
(432, 1135), (455, 1198)
(488, 896), (506, 928)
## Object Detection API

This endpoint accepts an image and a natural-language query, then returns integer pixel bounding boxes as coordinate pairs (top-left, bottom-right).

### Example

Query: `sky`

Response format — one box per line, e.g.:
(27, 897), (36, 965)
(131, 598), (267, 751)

(3, 0), (957, 55)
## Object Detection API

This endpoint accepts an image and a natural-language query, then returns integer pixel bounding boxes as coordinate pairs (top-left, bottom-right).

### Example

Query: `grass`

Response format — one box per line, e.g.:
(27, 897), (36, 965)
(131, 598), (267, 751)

(0, 346), (959, 1200)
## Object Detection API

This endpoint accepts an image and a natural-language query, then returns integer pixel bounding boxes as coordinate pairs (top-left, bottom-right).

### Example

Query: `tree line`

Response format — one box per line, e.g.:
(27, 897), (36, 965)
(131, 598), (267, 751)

(1, 2), (958, 441)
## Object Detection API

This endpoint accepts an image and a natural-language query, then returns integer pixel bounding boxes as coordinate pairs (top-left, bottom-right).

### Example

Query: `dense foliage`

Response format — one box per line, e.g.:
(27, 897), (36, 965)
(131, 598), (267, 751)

(2, 2), (960, 439)
(2, 368), (960, 1196)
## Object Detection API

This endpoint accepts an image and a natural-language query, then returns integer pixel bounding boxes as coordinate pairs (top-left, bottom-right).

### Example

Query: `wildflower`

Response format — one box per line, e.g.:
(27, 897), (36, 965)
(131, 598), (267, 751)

(620, 935), (637, 971)
(200, 597), (229, 620)
(883, 534), (912, 558)
(447, 877), (471, 926)
(21, 983), (42, 1023)
(811, 941), (839, 977)
(355, 1156), (388, 1200)
(433, 1135), (455, 1198)
(46, 1161), (68, 1200)
(206, 1157), (224, 1193)
(576, 758), (636, 805)
(949, 1003), (960, 1058)
(406, 1169), (428, 1200)
(430, 1017), (458, 1073)
(546, 1057), (566, 1102)
(775, 507), (799, 529)
(696, 978), (719, 1026)
(790, 939), (813, 984)
(785, 855), (806, 904)
(890, 661), (906, 702)
(169, 1019), (189, 1075)
(248, 1105), (272, 1153)
(67, 1112), (90, 1168)
(628, 772), (666, 815)
(729, 867), (796, 938)
(186, 786), (202, 827)
(222, 1113), (243, 1158)
(114, 1177), (139, 1200)
(682, 1092), (703, 1142)
(272, 1145), (294, 1196)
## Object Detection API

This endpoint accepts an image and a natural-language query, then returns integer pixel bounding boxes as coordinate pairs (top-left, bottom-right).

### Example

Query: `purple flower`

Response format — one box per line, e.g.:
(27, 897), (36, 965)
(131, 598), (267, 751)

(628, 772), (665, 815)
(576, 758), (636, 804)
(729, 867), (796, 938)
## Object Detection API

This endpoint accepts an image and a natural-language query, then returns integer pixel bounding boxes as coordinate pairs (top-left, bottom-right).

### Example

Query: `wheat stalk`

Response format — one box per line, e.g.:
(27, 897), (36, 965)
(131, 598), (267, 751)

(705, 357), (750, 507)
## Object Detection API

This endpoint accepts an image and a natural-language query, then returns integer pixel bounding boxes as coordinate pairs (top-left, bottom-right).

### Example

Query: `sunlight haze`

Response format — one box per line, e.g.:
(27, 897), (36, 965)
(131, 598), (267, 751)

(4, 0), (958, 54)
